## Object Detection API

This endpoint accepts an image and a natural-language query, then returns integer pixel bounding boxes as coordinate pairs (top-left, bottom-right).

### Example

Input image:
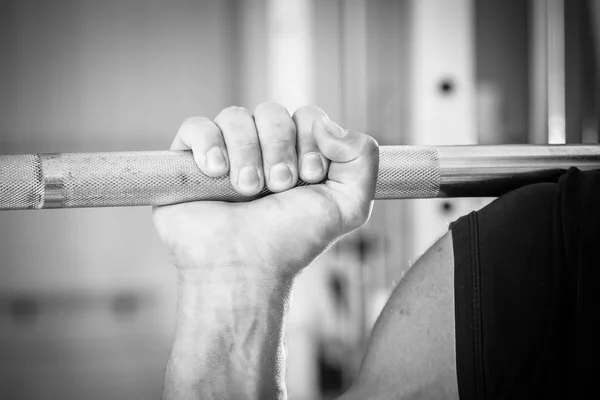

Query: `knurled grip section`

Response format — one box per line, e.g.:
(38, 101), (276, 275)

(0, 154), (44, 210)
(377, 146), (440, 199)
(0, 146), (441, 210)
(59, 151), (309, 207)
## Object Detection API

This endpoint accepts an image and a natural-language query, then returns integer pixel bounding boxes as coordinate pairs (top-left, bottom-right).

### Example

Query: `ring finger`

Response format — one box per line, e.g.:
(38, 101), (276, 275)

(253, 102), (298, 193)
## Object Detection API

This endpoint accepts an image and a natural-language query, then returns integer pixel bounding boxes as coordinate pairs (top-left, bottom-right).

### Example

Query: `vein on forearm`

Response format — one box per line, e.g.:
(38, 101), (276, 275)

(163, 270), (291, 400)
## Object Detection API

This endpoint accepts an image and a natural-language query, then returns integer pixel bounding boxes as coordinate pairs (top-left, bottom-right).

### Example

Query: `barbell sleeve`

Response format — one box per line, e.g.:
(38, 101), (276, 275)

(0, 145), (599, 210)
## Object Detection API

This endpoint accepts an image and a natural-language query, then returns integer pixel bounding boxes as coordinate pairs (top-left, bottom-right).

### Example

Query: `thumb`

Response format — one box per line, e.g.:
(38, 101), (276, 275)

(312, 115), (379, 230)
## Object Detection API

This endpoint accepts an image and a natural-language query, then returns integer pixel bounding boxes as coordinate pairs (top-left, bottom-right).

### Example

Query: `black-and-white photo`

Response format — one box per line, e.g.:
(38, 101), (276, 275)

(0, 1), (598, 399)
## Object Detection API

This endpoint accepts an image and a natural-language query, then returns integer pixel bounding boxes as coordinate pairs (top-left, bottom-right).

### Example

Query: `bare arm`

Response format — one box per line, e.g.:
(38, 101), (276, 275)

(161, 231), (458, 400)
(154, 104), (454, 399)
(162, 270), (290, 399)
(340, 231), (458, 399)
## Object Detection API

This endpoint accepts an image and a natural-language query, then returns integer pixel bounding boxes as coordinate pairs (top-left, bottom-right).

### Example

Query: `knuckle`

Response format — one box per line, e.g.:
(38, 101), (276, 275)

(270, 115), (294, 131)
(216, 106), (250, 123)
(264, 118), (296, 142)
(254, 104), (296, 145)
(215, 107), (256, 147)
(363, 136), (380, 157)
(367, 135), (379, 148)
(255, 103), (294, 131)
(179, 117), (220, 148)
(292, 105), (325, 120)
(292, 106), (327, 135)
(226, 105), (250, 116)
(228, 141), (260, 151)
(254, 101), (285, 116)
(263, 141), (295, 156)
(181, 116), (212, 131)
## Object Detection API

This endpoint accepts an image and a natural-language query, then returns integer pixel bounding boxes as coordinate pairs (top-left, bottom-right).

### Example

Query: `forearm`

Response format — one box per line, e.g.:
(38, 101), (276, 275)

(162, 269), (291, 400)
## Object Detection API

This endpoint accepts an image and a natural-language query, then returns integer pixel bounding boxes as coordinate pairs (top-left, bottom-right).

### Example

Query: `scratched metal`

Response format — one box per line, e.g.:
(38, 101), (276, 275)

(0, 147), (441, 209)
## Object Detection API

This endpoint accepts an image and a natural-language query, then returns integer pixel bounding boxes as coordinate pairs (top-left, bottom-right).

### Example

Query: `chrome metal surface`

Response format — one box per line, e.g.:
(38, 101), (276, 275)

(437, 144), (600, 197)
(0, 145), (599, 210)
(40, 153), (65, 208)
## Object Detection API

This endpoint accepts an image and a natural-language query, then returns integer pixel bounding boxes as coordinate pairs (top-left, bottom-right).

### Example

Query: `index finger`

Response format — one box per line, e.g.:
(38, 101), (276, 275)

(171, 116), (230, 178)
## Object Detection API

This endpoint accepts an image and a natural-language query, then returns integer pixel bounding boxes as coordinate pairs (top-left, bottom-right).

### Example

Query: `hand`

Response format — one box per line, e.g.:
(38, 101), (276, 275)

(152, 102), (379, 285)
(155, 103), (379, 399)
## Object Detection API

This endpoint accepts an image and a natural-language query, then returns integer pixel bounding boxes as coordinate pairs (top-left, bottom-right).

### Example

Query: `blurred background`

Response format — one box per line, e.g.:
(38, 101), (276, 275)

(0, 0), (598, 399)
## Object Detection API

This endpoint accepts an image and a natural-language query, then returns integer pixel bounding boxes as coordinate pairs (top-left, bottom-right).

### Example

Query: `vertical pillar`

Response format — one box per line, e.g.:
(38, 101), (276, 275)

(530, 0), (549, 144)
(547, 0), (566, 144)
(238, 0), (268, 110)
(406, 0), (485, 261)
(266, 0), (314, 112)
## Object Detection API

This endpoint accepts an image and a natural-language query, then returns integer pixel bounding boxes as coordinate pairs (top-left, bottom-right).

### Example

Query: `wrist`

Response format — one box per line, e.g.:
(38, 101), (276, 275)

(176, 264), (294, 311)
(164, 264), (294, 400)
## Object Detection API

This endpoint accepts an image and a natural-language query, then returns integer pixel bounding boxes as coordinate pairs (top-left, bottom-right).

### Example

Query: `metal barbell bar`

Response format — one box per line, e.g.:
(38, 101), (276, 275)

(1, 144), (599, 210)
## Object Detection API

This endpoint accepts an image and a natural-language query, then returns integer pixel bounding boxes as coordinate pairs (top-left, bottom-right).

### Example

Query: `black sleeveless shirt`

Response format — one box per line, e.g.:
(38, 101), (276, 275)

(451, 168), (600, 399)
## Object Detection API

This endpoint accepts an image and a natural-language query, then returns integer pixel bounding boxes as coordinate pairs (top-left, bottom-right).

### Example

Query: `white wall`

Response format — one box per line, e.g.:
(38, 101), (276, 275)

(0, 1), (237, 398)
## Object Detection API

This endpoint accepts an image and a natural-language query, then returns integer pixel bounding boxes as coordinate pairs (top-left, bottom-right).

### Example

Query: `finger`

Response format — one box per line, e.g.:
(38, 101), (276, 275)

(292, 106), (331, 183)
(253, 102), (298, 193)
(312, 116), (379, 230)
(171, 116), (229, 178)
(214, 106), (264, 196)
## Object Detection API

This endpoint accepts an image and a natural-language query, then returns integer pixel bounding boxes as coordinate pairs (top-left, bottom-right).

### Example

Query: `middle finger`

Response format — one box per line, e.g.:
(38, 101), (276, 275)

(214, 106), (264, 196)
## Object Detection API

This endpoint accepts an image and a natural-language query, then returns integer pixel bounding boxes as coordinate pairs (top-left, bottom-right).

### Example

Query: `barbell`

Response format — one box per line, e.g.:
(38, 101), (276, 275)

(1, 144), (599, 210)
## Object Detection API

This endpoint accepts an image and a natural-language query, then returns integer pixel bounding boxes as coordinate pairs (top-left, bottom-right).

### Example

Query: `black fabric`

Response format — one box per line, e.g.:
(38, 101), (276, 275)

(451, 167), (600, 399)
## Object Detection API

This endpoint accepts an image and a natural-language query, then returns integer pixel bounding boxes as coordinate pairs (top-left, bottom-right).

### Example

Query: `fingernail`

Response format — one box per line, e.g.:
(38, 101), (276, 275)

(301, 153), (323, 179)
(270, 163), (292, 187)
(322, 116), (347, 138)
(206, 147), (226, 170)
(238, 167), (260, 191)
